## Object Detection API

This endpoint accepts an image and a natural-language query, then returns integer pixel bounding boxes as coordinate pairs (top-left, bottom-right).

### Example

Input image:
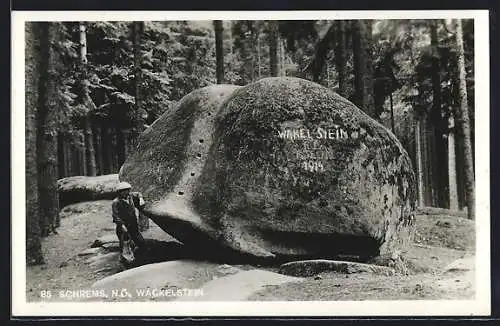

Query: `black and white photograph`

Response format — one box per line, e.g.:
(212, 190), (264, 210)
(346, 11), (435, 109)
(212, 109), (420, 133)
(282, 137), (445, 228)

(11, 10), (490, 316)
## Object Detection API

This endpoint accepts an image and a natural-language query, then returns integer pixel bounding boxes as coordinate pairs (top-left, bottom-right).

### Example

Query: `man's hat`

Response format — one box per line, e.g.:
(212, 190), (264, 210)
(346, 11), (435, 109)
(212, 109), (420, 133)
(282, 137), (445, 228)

(116, 181), (132, 191)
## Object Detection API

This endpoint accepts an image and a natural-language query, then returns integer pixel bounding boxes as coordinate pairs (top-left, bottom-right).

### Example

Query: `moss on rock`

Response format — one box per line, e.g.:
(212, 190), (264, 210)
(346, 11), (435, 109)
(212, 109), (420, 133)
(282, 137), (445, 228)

(120, 78), (417, 262)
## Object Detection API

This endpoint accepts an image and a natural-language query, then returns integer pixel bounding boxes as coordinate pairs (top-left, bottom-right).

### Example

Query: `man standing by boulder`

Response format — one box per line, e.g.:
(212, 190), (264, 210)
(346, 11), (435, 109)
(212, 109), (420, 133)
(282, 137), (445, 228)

(112, 182), (147, 263)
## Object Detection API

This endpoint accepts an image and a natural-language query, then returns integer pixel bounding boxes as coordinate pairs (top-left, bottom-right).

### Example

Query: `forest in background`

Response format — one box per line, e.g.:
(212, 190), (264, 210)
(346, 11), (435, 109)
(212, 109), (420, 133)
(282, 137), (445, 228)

(25, 19), (475, 265)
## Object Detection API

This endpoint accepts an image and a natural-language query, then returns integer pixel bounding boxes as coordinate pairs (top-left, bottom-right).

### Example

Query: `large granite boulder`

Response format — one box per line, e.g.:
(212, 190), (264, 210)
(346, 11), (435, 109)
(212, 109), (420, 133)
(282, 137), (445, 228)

(120, 78), (416, 262)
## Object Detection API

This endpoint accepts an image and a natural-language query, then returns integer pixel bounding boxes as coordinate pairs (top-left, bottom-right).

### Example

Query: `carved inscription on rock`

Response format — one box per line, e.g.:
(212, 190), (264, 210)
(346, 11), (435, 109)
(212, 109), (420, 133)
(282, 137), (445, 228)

(277, 125), (364, 173)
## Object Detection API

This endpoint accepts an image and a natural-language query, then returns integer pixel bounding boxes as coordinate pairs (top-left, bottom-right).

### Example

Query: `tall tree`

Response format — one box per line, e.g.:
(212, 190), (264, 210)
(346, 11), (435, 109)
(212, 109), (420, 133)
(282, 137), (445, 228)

(25, 22), (44, 265)
(351, 20), (375, 117)
(454, 19), (475, 219)
(305, 23), (336, 83)
(268, 21), (279, 77)
(448, 114), (459, 210)
(334, 20), (347, 96)
(315, 25), (334, 83)
(256, 30), (262, 79)
(94, 125), (104, 175)
(132, 21), (145, 148)
(214, 20), (225, 84)
(429, 20), (447, 208)
(443, 21), (459, 208)
(79, 22), (97, 176)
(230, 21), (257, 84)
(79, 131), (87, 176)
(279, 38), (286, 77)
(415, 111), (425, 207)
(37, 23), (60, 236)
(227, 21), (234, 55)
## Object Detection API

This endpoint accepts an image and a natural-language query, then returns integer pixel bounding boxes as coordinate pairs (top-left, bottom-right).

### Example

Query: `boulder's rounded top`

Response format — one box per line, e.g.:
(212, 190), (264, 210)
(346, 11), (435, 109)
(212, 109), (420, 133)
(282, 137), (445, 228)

(220, 77), (374, 133)
(176, 84), (242, 107)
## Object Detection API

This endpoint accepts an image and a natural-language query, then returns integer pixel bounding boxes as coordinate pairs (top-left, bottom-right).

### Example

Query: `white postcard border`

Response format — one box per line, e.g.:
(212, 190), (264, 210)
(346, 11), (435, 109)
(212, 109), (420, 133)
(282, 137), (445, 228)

(11, 10), (491, 317)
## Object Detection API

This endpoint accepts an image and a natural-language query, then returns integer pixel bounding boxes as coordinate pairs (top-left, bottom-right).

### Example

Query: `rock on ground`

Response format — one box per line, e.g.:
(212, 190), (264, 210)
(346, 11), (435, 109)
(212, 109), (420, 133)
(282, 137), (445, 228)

(279, 259), (395, 277)
(58, 174), (120, 207)
(416, 206), (468, 218)
(91, 234), (118, 248)
(413, 214), (475, 251)
(444, 256), (475, 273)
(78, 247), (103, 256)
(90, 260), (244, 301)
(176, 269), (303, 301)
(120, 77), (416, 262)
(432, 256), (475, 298)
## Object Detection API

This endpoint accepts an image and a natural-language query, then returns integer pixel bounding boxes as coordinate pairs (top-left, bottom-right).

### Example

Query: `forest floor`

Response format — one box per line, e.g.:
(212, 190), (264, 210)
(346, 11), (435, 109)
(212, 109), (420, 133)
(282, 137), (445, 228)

(25, 200), (475, 302)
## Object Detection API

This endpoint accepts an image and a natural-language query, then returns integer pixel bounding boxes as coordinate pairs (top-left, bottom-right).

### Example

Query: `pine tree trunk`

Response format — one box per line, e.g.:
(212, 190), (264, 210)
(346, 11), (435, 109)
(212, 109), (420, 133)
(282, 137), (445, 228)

(63, 139), (68, 178)
(25, 22), (44, 264)
(122, 129), (129, 161)
(389, 93), (395, 133)
(279, 38), (286, 77)
(363, 20), (374, 114)
(83, 117), (96, 176)
(214, 20), (225, 84)
(37, 22), (60, 236)
(448, 115), (459, 210)
(421, 114), (431, 206)
(94, 124), (104, 175)
(415, 115), (425, 207)
(352, 21), (363, 106)
(107, 127), (114, 174)
(334, 20), (347, 97)
(57, 133), (64, 179)
(455, 19), (475, 219)
(430, 20), (447, 208)
(310, 24), (336, 83)
(107, 126), (115, 173)
(257, 33), (262, 79)
(60, 137), (67, 177)
(351, 20), (375, 117)
(132, 22), (145, 145)
(326, 61), (330, 87)
(250, 26), (256, 82)
(112, 126), (120, 173)
(77, 136), (84, 176)
(73, 141), (79, 176)
(115, 128), (122, 172)
(65, 140), (71, 177)
(80, 131), (87, 176)
(66, 138), (73, 176)
(79, 22), (97, 176)
(117, 128), (126, 166)
(427, 123), (437, 206)
(455, 128), (466, 209)
(104, 125), (113, 174)
(228, 21), (233, 55)
(268, 21), (279, 77)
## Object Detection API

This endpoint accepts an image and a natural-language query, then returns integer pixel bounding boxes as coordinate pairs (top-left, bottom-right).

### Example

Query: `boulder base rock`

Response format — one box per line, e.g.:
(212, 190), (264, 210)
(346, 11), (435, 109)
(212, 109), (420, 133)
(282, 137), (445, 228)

(279, 259), (396, 277)
(120, 78), (416, 262)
